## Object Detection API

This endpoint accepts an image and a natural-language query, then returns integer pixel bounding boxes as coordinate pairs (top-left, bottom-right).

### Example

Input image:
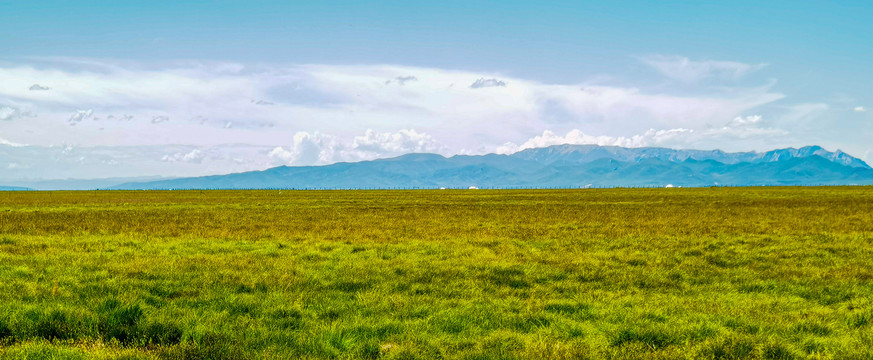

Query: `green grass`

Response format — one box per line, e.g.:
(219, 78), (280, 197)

(0, 187), (872, 359)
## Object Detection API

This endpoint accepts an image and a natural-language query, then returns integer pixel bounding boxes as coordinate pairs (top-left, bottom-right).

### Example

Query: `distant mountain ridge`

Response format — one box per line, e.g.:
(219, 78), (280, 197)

(512, 145), (870, 168)
(111, 145), (873, 190)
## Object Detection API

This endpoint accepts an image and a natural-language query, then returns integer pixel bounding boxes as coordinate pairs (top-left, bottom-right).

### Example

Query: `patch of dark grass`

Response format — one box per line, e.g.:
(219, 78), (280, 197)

(701, 337), (756, 359)
(534, 270), (569, 283)
(543, 302), (596, 321)
(148, 284), (197, 300)
(408, 284), (433, 296)
(723, 318), (761, 335)
(352, 342), (381, 360)
(270, 308), (305, 330)
(160, 332), (248, 360)
(435, 315), (470, 334)
(462, 351), (522, 360)
(508, 314), (551, 333)
(97, 299), (144, 344)
(667, 272), (684, 283)
(332, 281), (371, 293)
(0, 318), (13, 342)
(322, 328), (358, 354)
(235, 282), (269, 294)
(224, 301), (259, 317)
(316, 305), (347, 322)
(397, 306), (431, 320)
(641, 313), (667, 323)
(31, 309), (92, 341)
(610, 328), (678, 350)
(797, 286), (853, 306)
(633, 276), (684, 290)
(142, 295), (165, 308)
(848, 311), (871, 328)
(555, 322), (587, 339)
(127, 271), (159, 281)
(350, 323), (402, 340)
(235, 284), (255, 294)
(706, 254), (743, 268)
(763, 343), (797, 360)
(110, 355), (153, 360)
(738, 282), (778, 294)
(381, 341), (444, 360)
(478, 333), (525, 359)
(792, 322), (832, 336)
(577, 270), (606, 283)
(141, 321), (184, 346)
(300, 252), (326, 262)
(688, 325), (719, 341)
(683, 249), (704, 257)
(802, 340), (825, 355)
(486, 267), (529, 289)
(625, 259), (647, 266)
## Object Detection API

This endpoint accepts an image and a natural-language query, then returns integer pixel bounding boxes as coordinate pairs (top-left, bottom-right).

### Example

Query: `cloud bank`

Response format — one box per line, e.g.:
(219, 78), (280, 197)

(267, 129), (445, 166)
(0, 56), (866, 179)
(641, 55), (767, 83)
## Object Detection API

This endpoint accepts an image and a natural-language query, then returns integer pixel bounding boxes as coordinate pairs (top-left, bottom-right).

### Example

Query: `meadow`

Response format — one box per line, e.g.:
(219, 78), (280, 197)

(0, 187), (871, 359)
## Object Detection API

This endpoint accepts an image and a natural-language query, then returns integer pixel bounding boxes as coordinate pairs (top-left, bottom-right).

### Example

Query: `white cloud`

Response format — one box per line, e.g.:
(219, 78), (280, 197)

(151, 115), (169, 124)
(68, 109), (93, 125)
(0, 144), (279, 180)
(162, 149), (205, 163)
(0, 106), (36, 121)
(641, 55), (767, 83)
(497, 114), (786, 154)
(855, 106), (867, 113)
(352, 129), (444, 155)
(0, 107), (18, 121)
(496, 128), (694, 154)
(268, 129), (447, 166)
(106, 114), (135, 121)
(470, 78), (507, 88)
(727, 115), (762, 127)
(0, 137), (27, 147)
(704, 115), (787, 139)
(268, 131), (341, 165)
(386, 76), (417, 85)
(267, 146), (295, 164)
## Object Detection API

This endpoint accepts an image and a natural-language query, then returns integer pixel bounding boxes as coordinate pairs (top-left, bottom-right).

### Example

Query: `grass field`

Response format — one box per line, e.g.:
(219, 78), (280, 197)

(0, 187), (872, 359)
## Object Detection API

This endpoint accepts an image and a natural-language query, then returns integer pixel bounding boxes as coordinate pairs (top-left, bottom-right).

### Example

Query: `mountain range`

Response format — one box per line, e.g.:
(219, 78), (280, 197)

(108, 145), (873, 190)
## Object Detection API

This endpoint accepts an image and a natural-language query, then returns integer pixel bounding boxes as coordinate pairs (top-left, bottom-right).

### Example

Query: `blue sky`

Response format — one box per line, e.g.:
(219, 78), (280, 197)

(1, 1), (871, 179)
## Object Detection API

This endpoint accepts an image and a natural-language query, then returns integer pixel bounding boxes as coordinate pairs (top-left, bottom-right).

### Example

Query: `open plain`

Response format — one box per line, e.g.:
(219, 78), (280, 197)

(0, 188), (872, 359)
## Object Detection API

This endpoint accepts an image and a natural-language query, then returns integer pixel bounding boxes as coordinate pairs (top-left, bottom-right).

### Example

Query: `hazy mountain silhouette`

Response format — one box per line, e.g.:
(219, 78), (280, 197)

(111, 145), (873, 189)
(0, 185), (32, 191)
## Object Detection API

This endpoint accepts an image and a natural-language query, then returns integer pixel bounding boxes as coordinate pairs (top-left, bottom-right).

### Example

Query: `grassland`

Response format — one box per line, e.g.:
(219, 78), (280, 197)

(0, 187), (871, 359)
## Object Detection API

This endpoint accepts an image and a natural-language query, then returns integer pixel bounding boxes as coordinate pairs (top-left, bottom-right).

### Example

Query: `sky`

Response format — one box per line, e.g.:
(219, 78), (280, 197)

(1, 0), (872, 180)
